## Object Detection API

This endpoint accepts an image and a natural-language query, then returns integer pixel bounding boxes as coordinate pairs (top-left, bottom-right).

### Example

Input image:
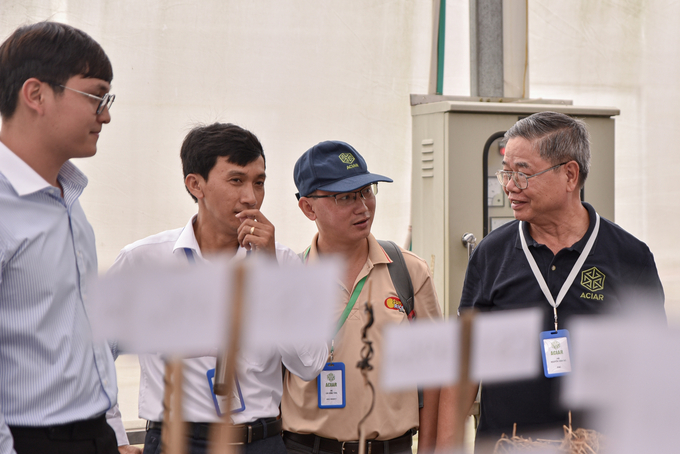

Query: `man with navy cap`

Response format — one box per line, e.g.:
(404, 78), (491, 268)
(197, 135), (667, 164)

(281, 141), (443, 454)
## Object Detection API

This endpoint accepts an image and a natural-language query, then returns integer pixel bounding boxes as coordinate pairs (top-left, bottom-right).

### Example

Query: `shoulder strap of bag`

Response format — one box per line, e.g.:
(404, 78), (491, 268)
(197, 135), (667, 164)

(378, 239), (423, 408)
(378, 240), (415, 320)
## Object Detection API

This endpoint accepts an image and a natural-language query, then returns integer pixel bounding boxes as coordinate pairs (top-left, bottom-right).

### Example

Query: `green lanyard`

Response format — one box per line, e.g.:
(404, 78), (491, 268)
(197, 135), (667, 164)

(304, 245), (368, 362)
(330, 275), (367, 362)
(335, 276), (367, 336)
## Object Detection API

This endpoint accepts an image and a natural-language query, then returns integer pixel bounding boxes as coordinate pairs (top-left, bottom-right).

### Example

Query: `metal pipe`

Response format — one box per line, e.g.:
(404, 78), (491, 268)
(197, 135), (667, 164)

(436, 0), (446, 94)
(462, 233), (477, 260)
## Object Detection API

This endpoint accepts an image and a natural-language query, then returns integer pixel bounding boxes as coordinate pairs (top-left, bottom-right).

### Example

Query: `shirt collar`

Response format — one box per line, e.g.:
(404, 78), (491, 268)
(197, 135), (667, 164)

(0, 140), (52, 195)
(0, 140), (88, 197)
(304, 233), (391, 265)
(173, 214), (202, 258)
(367, 234), (392, 265)
(515, 202), (597, 252)
(173, 214), (249, 261)
(568, 202), (597, 253)
(304, 233), (321, 262)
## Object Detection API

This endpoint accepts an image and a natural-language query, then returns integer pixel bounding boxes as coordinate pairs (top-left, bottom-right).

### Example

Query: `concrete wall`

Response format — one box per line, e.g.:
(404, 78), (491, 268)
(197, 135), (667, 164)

(1, 0), (678, 324)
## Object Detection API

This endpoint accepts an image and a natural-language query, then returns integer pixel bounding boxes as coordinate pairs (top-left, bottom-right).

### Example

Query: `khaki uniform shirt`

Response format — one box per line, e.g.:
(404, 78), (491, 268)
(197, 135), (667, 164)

(282, 233), (442, 441)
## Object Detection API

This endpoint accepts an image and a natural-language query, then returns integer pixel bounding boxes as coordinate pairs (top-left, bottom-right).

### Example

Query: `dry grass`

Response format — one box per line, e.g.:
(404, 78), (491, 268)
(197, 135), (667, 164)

(493, 413), (605, 454)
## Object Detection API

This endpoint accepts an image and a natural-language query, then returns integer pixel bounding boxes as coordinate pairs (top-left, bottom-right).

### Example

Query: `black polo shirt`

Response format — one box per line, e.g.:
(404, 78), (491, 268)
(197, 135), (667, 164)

(459, 202), (665, 438)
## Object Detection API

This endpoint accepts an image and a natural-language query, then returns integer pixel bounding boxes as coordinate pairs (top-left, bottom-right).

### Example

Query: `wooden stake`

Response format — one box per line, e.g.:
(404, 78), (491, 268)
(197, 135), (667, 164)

(161, 359), (188, 454)
(454, 310), (475, 450)
(358, 282), (373, 454)
(209, 263), (247, 454)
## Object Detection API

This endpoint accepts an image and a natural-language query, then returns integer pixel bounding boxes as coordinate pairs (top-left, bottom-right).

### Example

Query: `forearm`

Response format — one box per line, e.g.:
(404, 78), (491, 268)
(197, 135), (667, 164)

(417, 388), (440, 453)
(435, 383), (479, 452)
(118, 445), (142, 454)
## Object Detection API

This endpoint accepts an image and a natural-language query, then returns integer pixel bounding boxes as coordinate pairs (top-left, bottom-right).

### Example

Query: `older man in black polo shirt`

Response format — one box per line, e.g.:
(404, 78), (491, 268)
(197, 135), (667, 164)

(437, 111), (666, 450)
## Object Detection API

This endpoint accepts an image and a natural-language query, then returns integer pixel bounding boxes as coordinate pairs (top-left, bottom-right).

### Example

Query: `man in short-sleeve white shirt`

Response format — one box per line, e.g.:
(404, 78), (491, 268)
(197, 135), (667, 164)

(107, 123), (327, 454)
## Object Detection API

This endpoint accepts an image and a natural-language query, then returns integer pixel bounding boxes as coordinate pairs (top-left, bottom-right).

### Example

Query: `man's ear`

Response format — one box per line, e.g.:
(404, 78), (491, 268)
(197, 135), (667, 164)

(564, 161), (581, 193)
(20, 78), (47, 115)
(298, 197), (317, 221)
(185, 174), (205, 200)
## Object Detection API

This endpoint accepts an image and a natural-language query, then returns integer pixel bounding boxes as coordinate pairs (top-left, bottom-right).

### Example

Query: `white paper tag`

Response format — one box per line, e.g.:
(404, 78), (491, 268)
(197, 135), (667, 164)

(381, 319), (457, 391)
(243, 257), (340, 350)
(471, 308), (542, 383)
(89, 256), (232, 355)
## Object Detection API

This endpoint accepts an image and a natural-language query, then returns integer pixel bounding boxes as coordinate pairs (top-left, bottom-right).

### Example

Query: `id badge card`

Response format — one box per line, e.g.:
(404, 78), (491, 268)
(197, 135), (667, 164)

(206, 368), (246, 416)
(540, 329), (572, 378)
(318, 362), (346, 409)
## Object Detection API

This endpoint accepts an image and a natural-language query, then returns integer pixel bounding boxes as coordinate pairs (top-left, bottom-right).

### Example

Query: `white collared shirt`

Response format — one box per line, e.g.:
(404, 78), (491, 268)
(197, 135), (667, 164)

(106, 216), (328, 444)
(0, 141), (116, 454)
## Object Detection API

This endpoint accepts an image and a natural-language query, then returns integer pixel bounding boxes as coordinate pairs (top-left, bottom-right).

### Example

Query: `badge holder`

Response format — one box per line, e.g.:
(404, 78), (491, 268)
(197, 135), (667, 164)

(540, 329), (572, 378)
(207, 368), (245, 416)
(317, 362), (346, 409)
(317, 279), (366, 410)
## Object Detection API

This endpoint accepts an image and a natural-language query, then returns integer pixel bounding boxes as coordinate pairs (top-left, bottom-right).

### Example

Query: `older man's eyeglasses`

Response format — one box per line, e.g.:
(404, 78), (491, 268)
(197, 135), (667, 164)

(59, 85), (115, 115)
(306, 184), (378, 206)
(496, 162), (569, 190)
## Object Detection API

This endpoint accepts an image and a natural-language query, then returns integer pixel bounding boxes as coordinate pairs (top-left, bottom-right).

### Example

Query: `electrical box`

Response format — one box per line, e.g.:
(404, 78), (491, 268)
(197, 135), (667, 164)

(410, 101), (619, 316)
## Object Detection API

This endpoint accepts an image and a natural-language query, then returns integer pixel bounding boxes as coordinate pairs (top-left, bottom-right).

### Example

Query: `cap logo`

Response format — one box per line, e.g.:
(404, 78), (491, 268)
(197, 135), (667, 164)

(338, 153), (359, 170)
(338, 153), (355, 164)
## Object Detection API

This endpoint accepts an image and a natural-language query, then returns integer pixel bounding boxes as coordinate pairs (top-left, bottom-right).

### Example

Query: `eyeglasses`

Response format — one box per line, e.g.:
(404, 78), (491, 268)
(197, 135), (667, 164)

(496, 162), (569, 190)
(306, 184), (378, 206)
(59, 85), (115, 115)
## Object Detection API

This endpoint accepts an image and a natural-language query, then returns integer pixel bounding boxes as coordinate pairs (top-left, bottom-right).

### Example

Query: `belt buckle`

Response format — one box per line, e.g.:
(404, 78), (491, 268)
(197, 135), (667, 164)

(247, 424), (253, 443)
(341, 441), (367, 454)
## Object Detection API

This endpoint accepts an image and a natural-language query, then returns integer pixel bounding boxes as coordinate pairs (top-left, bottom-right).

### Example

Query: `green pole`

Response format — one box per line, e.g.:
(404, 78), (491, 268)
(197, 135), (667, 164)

(436, 0), (446, 95)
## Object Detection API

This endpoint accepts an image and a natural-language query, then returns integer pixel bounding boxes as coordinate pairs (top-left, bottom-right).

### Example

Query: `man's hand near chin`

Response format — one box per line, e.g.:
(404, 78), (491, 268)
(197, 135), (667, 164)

(236, 209), (277, 255)
(118, 445), (143, 454)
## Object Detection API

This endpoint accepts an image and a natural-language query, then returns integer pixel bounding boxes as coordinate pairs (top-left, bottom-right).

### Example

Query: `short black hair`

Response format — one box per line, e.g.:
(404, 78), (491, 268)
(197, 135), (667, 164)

(180, 123), (266, 202)
(0, 21), (113, 119)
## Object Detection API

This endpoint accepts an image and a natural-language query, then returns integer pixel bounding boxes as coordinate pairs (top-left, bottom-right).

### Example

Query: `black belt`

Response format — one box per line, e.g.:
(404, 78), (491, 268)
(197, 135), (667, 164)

(283, 430), (413, 454)
(9, 414), (110, 441)
(147, 418), (282, 444)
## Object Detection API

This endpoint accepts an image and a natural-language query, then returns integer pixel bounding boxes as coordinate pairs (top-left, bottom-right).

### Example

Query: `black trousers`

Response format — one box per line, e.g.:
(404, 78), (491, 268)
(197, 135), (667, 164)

(9, 414), (118, 454)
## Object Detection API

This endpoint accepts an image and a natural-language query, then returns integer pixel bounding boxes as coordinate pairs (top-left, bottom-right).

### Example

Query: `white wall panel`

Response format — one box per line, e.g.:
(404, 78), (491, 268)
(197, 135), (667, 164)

(1, 0), (678, 323)
(529, 0), (680, 322)
(0, 0), (437, 266)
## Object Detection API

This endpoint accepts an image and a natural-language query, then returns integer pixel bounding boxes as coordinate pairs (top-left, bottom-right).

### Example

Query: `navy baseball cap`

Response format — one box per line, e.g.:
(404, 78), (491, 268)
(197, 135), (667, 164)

(294, 141), (393, 199)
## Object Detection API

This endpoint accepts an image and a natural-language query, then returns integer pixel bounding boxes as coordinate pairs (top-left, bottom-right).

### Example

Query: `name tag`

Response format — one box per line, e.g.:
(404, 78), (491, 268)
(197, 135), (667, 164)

(206, 368), (246, 416)
(318, 362), (346, 409)
(540, 329), (572, 378)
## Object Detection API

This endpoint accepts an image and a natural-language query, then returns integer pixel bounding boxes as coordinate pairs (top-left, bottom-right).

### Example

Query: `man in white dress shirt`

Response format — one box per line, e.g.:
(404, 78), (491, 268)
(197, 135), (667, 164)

(0, 21), (118, 454)
(107, 123), (327, 454)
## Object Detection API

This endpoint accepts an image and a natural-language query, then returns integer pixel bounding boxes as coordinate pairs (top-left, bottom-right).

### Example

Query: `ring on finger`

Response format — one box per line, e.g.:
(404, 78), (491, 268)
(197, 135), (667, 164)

(250, 226), (255, 235)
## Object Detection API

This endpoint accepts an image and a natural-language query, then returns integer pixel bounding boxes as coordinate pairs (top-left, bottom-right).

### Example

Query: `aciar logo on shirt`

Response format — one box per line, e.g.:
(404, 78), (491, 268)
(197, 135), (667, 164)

(580, 266), (605, 301)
